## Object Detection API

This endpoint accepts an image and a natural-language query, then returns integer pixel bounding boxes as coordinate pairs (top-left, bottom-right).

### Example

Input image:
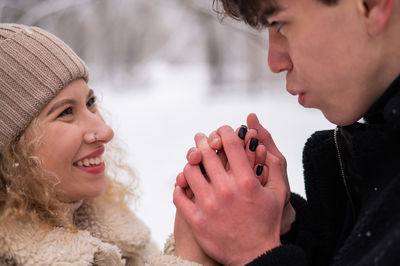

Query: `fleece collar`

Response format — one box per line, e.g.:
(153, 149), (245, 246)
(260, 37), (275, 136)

(0, 196), (153, 265)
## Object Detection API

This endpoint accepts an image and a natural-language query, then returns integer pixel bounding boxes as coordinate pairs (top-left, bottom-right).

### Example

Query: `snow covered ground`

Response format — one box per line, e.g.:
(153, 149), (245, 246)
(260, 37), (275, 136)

(95, 63), (334, 249)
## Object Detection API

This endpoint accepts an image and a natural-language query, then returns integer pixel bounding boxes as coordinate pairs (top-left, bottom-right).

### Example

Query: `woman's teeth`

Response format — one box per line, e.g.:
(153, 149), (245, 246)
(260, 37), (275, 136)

(76, 156), (103, 167)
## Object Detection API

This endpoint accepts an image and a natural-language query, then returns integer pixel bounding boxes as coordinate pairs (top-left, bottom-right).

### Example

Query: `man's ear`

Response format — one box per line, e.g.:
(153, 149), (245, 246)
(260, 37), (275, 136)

(361, 0), (395, 35)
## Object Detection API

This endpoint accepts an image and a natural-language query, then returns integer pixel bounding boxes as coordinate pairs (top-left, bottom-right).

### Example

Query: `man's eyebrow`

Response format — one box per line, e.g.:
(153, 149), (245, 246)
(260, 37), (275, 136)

(260, 4), (284, 21)
(46, 99), (76, 116)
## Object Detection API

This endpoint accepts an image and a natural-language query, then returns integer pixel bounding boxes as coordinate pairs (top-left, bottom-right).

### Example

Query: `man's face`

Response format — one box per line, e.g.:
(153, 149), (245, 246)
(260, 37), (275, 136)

(266, 0), (388, 125)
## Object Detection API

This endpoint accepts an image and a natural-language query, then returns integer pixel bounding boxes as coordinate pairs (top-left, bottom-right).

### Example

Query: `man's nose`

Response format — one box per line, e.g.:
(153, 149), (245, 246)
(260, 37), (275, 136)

(267, 32), (292, 73)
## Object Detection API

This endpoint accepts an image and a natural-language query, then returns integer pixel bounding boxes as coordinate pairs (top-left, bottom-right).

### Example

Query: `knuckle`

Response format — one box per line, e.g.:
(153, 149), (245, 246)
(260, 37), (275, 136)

(218, 185), (234, 201)
(241, 177), (256, 191)
(201, 196), (217, 213)
(192, 213), (207, 232)
(269, 154), (281, 165)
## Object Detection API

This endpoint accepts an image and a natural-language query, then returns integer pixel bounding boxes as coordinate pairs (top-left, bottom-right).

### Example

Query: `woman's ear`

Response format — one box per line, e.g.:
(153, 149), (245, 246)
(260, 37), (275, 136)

(361, 0), (396, 35)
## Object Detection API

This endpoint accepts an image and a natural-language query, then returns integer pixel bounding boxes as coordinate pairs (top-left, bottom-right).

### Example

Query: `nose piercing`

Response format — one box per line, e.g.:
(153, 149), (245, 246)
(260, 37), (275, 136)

(93, 133), (98, 142)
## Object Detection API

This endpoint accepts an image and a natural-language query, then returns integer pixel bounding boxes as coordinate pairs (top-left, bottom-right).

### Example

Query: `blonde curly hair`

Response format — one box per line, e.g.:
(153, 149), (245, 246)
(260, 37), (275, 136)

(0, 116), (137, 230)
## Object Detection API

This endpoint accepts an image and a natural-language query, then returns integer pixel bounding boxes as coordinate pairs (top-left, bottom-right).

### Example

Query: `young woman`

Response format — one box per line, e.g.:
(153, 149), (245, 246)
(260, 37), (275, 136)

(0, 23), (210, 265)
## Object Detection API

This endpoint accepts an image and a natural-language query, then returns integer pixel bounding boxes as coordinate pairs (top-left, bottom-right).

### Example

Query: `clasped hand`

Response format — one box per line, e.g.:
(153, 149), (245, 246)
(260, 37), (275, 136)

(173, 113), (295, 265)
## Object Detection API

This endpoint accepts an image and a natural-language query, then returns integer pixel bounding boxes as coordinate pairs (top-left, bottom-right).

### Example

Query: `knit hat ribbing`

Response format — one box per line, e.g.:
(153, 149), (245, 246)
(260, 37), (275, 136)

(0, 24), (89, 151)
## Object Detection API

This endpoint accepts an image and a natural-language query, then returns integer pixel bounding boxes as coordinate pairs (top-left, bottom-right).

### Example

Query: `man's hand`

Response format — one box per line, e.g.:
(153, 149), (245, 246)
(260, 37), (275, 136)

(174, 126), (287, 265)
(181, 113), (295, 235)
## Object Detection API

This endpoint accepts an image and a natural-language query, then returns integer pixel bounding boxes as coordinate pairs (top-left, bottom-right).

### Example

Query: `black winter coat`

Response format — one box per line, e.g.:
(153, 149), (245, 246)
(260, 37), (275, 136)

(247, 76), (400, 266)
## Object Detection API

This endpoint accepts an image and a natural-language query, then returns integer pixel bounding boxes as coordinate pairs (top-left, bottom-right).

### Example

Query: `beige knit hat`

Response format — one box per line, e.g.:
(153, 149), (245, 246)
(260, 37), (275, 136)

(0, 24), (89, 151)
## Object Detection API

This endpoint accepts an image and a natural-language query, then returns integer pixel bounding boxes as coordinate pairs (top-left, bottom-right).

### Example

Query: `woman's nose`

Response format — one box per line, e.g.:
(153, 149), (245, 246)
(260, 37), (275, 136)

(83, 113), (114, 144)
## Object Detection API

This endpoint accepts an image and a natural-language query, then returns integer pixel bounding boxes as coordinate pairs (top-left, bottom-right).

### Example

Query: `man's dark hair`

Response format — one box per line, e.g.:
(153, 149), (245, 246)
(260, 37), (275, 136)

(213, 0), (339, 29)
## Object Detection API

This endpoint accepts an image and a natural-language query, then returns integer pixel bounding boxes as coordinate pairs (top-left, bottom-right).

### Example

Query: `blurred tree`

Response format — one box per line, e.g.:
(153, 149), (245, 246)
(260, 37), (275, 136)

(0, 0), (279, 92)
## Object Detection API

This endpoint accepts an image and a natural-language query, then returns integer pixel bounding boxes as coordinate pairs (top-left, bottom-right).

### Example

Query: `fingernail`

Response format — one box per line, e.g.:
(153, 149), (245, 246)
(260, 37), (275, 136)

(249, 138), (259, 152)
(256, 165), (263, 176)
(238, 125), (248, 140)
(199, 162), (206, 175)
(249, 127), (258, 134)
(210, 137), (219, 147)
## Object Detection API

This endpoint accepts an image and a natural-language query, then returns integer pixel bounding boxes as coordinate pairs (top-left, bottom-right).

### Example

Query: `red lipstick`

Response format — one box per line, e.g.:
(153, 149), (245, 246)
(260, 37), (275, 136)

(75, 146), (105, 163)
(73, 146), (105, 175)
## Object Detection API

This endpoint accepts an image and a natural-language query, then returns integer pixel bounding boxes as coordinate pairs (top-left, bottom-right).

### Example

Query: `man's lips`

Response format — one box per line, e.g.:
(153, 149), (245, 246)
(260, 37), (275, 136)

(286, 82), (302, 96)
(74, 146), (105, 164)
(298, 92), (306, 106)
(286, 87), (306, 106)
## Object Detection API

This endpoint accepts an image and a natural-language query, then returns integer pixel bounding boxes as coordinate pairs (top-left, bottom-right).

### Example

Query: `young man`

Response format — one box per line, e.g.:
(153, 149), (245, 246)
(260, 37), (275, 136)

(173, 0), (400, 265)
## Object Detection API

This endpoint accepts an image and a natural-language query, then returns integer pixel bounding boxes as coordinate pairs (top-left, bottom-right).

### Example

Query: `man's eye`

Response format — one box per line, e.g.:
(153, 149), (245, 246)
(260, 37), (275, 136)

(87, 96), (96, 108)
(270, 21), (284, 32)
(266, 21), (285, 33)
(57, 107), (72, 118)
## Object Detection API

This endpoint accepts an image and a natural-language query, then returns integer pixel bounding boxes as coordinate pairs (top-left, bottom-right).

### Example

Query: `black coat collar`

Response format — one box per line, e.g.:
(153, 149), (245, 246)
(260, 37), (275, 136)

(338, 75), (400, 214)
(364, 75), (400, 126)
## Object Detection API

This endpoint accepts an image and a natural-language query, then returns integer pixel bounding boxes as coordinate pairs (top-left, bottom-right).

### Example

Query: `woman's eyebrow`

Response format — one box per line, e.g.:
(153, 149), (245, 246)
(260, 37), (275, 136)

(87, 89), (94, 99)
(46, 90), (94, 116)
(46, 99), (76, 116)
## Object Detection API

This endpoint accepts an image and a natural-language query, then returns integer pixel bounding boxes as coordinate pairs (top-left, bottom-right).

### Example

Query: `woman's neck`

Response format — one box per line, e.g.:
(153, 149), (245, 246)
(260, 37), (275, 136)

(69, 200), (83, 215)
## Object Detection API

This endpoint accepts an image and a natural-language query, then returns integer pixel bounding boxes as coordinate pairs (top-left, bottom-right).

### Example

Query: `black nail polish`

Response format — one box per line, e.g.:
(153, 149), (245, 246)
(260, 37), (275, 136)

(249, 138), (259, 152)
(199, 162), (206, 175)
(256, 165), (264, 176)
(238, 125), (248, 140)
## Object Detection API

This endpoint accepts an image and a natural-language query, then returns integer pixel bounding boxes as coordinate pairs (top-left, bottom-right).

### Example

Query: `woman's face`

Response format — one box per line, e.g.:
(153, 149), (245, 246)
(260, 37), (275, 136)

(34, 79), (114, 202)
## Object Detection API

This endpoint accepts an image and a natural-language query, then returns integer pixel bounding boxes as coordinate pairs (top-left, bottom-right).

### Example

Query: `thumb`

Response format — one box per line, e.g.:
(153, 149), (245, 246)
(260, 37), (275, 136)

(247, 113), (284, 160)
(264, 152), (287, 206)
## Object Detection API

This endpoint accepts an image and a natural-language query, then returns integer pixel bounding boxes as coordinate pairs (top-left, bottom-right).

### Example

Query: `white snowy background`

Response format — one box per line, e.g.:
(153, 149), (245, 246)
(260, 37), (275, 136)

(1, 0), (334, 249)
(94, 64), (333, 248)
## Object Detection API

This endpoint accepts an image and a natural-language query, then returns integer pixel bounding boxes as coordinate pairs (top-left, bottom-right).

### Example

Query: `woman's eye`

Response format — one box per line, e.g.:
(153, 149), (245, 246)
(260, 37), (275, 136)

(87, 96), (96, 108)
(57, 107), (72, 118)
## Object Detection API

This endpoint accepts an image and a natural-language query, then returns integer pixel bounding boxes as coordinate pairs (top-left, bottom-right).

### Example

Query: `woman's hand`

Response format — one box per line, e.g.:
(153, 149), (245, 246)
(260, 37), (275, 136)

(173, 210), (219, 266)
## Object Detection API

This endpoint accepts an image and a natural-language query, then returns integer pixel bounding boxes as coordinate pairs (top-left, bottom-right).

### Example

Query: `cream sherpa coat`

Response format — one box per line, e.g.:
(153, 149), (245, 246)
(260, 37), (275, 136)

(0, 196), (201, 265)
